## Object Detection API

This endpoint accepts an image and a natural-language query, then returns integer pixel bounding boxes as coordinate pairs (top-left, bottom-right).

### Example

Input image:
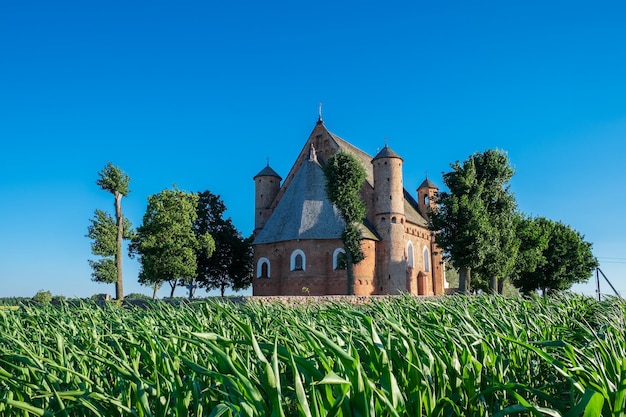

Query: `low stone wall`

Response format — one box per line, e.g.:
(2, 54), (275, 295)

(247, 294), (412, 306)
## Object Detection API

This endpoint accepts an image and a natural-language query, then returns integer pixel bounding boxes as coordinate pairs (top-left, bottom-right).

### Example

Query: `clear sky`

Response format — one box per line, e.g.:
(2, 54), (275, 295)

(1, 0), (625, 299)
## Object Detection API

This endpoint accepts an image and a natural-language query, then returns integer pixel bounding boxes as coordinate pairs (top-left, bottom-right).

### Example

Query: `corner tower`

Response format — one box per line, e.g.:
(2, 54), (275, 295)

(372, 145), (406, 294)
(253, 164), (282, 236)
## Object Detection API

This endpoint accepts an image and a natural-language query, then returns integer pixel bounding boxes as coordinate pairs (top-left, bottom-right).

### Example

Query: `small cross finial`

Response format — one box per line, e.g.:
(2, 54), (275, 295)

(318, 103), (323, 121)
(425, 170), (428, 179)
(384, 137), (389, 147)
(266, 157), (270, 167)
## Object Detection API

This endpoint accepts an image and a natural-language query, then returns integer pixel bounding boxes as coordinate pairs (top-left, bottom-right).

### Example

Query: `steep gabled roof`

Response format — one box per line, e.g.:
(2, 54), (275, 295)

(255, 120), (430, 244)
(330, 133), (375, 186)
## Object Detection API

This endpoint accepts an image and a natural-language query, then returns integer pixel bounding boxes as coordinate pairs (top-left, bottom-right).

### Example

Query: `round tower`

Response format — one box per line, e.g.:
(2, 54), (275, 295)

(372, 145), (406, 294)
(253, 164), (282, 236)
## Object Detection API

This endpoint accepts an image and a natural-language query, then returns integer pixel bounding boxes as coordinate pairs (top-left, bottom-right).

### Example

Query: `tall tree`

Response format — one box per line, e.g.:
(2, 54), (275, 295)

(429, 149), (518, 293)
(323, 150), (367, 295)
(93, 163), (131, 300)
(87, 209), (133, 285)
(513, 219), (598, 295)
(130, 188), (215, 299)
(194, 191), (253, 297)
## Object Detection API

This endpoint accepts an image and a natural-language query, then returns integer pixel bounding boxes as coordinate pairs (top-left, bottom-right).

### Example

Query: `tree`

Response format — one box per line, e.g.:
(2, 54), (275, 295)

(511, 216), (552, 290)
(95, 162), (131, 300)
(513, 219), (598, 295)
(323, 150), (367, 295)
(429, 149), (518, 294)
(87, 209), (133, 284)
(193, 191), (253, 297)
(32, 290), (52, 305)
(130, 188), (215, 299)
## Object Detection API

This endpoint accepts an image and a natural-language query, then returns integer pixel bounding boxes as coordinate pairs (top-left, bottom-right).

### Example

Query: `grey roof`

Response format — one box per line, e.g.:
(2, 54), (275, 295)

(253, 157), (345, 244)
(418, 177), (438, 189)
(254, 164), (282, 180)
(372, 145), (403, 161)
(404, 190), (428, 227)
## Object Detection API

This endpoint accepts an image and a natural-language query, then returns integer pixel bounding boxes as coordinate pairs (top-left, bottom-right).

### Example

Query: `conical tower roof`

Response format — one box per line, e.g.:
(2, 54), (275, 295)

(254, 164), (282, 180)
(418, 177), (438, 189)
(372, 144), (403, 161)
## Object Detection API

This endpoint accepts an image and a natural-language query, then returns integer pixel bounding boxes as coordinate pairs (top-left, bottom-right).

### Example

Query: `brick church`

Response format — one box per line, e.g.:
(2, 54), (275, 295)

(252, 117), (446, 296)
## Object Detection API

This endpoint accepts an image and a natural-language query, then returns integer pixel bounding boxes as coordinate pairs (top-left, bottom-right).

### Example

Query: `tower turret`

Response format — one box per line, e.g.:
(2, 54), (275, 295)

(417, 177), (438, 217)
(372, 145), (406, 294)
(253, 163), (282, 236)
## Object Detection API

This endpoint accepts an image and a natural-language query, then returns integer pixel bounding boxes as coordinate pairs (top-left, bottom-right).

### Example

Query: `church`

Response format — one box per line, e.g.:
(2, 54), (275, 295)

(252, 117), (446, 296)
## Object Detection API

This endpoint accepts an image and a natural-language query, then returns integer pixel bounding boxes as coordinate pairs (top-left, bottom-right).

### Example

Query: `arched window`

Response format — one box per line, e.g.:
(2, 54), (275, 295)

(290, 249), (306, 271)
(256, 258), (270, 278)
(333, 248), (347, 270)
(407, 241), (414, 268)
(423, 247), (430, 272)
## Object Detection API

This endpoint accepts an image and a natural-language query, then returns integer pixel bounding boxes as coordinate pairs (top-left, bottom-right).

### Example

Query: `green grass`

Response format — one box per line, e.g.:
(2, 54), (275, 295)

(0, 294), (624, 416)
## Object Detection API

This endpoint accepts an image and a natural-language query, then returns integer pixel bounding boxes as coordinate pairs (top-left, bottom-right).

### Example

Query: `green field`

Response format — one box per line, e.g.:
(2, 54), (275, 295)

(0, 294), (624, 416)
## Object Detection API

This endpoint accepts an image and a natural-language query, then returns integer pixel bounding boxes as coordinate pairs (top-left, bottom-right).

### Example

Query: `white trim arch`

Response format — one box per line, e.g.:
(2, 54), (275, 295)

(423, 246), (430, 272)
(407, 241), (415, 268)
(290, 249), (306, 271)
(333, 248), (346, 270)
(256, 257), (270, 278)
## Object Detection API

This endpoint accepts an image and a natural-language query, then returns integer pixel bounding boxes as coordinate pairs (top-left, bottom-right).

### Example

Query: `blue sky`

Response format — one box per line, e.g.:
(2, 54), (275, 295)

(1, 0), (625, 299)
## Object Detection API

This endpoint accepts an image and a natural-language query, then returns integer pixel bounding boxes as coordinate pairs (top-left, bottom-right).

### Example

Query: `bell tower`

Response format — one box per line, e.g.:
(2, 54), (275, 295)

(417, 177), (438, 218)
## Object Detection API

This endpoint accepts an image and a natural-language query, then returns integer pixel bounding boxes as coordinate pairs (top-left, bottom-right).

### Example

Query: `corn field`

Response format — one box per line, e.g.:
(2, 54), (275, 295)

(1, 294), (624, 416)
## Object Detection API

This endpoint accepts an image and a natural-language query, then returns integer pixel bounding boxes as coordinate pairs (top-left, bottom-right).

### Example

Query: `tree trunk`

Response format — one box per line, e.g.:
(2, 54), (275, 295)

(188, 278), (196, 300)
(152, 284), (158, 300)
(459, 267), (471, 294)
(221, 283), (226, 298)
(114, 192), (124, 300)
(346, 251), (355, 295)
(489, 276), (498, 293)
(497, 278), (505, 294)
(169, 281), (177, 298)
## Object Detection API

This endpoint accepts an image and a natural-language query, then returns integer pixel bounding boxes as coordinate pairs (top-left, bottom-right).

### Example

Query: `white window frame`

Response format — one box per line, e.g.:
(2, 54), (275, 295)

(290, 249), (306, 271)
(256, 257), (270, 278)
(333, 248), (346, 270)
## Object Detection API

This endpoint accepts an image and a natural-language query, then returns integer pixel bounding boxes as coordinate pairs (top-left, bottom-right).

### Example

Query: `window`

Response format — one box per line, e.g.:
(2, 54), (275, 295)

(333, 248), (347, 270)
(423, 247), (430, 272)
(256, 258), (270, 278)
(290, 249), (306, 271)
(407, 241), (414, 268)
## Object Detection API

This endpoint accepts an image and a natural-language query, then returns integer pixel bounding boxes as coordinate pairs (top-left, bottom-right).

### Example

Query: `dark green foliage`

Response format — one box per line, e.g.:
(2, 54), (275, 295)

(194, 191), (253, 297)
(131, 188), (215, 298)
(323, 151), (367, 294)
(429, 149), (518, 293)
(514, 219), (598, 295)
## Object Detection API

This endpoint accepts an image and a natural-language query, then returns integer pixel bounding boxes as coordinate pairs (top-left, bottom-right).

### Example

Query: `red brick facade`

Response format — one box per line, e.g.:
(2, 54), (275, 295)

(252, 119), (446, 296)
